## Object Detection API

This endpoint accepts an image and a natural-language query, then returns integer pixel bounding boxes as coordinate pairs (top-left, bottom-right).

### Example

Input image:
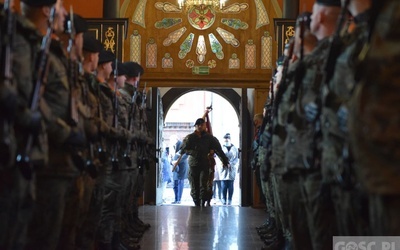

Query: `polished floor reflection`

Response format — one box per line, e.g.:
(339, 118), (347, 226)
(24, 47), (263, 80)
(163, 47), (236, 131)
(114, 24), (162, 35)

(138, 205), (266, 250)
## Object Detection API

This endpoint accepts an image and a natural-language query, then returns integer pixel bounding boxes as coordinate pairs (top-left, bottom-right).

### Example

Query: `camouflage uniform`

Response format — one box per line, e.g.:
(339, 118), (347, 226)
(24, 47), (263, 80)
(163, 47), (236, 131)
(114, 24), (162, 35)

(119, 83), (142, 237)
(26, 38), (85, 250)
(180, 131), (229, 206)
(258, 112), (277, 225)
(349, 0), (400, 236)
(75, 72), (112, 249)
(321, 10), (371, 236)
(285, 38), (337, 250)
(273, 59), (313, 250)
(0, 13), (46, 250)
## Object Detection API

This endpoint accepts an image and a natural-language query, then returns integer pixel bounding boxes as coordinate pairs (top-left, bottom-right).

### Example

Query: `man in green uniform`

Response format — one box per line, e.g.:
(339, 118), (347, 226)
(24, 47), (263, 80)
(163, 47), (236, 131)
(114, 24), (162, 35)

(176, 118), (229, 207)
(287, 0), (341, 248)
(321, 0), (371, 236)
(25, 0), (87, 249)
(75, 32), (106, 250)
(349, 0), (400, 236)
(272, 12), (317, 250)
(0, 0), (50, 248)
(119, 61), (148, 248)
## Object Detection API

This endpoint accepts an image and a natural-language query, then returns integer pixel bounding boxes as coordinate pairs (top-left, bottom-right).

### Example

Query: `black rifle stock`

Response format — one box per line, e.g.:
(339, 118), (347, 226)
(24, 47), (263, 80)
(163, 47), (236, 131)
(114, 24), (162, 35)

(15, 7), (56, 180)
(66, 6), (79, 126)
(0, 0), (16, 166)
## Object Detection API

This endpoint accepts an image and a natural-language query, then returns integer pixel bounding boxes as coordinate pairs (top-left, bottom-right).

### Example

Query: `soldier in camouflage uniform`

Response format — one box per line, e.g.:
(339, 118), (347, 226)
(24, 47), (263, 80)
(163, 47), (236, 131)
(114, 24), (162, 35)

(75, 32), (106, 250)
(349, 0), (400, 236)
(119, 61), (147, 248)
(25, 0), (88, 249)
(271, 12), (317, 250)
(285, 0), (341, 248)
(96, 51), (139, 250)
(176, 118), (229, 207)
(55, 13), (91, 250)
(320, 0), (371, 236)
(0, 0), (49, 249)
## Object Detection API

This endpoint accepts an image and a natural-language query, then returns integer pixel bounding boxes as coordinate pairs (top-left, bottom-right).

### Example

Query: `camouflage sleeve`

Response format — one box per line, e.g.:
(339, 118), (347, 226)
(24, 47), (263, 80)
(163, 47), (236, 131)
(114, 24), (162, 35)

(12, 32), (34, 128)
(42, 53), (74, 145)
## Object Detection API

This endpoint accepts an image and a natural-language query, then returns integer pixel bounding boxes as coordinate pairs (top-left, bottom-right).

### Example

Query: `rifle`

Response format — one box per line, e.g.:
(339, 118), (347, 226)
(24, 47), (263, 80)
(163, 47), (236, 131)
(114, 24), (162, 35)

(111, 59), (119, 171)
(138, 83), (150, 175)
(123, 74), (140, 167)
(66, 7), (86, 171)
(66, 6), (79, 126)
(15, 7), (56, 180)
(0, 0), (16, 166)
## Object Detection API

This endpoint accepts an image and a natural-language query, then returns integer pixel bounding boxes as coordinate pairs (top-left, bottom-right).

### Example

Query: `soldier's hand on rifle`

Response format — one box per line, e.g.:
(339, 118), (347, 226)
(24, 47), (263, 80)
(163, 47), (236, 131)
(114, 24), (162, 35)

(337, 105), (349, 133)
(304, 101), (318, 122)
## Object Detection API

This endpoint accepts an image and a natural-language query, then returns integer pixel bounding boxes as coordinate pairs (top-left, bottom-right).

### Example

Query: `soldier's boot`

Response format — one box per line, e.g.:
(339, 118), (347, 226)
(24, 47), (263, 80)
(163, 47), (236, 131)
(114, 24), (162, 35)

(256, 217), (276, 231)
(133, 217), (150, 230)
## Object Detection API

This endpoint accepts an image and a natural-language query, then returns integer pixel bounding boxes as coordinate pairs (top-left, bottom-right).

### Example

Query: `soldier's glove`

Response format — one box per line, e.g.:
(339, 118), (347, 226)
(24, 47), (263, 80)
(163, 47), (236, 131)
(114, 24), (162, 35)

(337, 105), (349, 133)
(64, 129), (86, 149)
(304, 102), (318, 122)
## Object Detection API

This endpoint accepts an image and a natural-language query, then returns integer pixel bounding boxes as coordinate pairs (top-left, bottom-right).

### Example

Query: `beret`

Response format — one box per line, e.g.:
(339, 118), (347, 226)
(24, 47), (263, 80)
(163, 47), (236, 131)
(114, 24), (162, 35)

(123, 61), (144, 77)
(112, 61), (128, 76)
(83, 33), (103, 53)
(98, 50), (115, 65)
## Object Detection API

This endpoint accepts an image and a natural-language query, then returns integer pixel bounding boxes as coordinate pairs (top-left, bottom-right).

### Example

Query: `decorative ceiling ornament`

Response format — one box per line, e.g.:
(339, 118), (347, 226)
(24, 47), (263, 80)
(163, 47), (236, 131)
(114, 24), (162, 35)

(187, 5), (216, 30)
(177, 0), (227, 12)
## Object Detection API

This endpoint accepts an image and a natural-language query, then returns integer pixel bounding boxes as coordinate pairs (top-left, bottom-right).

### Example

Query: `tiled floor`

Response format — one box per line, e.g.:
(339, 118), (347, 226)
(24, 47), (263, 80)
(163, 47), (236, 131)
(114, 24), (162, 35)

(137, 205), (267, 250)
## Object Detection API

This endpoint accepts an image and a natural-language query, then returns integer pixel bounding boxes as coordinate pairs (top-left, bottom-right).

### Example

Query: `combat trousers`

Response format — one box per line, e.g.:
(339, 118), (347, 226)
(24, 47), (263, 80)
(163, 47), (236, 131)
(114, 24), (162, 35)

(282, 173), (313, 250)
(188, 165), (208, 205)
(272, 175), (291, 241)
(299, 171), (337, 250)
(121, 169), (138, 221)
(25, 175), (74, 250)
(98, 171), (123, 244)
(75, 173), (98, 250)
(369, 194), (400, 235)
(57, 175), (85, 250)
(0, 168), (34, 250)
(75, 174), (106, 249)
(261, 173), (276, 219)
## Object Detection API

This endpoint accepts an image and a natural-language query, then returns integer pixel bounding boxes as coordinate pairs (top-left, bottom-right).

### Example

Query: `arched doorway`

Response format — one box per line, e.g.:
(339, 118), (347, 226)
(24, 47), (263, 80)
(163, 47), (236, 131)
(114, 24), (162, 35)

(153, 88), (253, 207)
(158, 90), (241, 206)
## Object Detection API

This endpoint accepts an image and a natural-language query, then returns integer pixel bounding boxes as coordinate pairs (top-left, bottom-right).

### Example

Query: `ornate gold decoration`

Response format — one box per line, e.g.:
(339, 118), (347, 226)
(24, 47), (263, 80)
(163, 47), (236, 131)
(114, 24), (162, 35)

(104, 27), (116, 53)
